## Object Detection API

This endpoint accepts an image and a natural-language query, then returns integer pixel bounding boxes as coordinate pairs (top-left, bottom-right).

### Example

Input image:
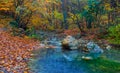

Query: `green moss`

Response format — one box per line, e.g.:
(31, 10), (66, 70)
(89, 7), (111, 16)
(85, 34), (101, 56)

(80, 58), (120, 73)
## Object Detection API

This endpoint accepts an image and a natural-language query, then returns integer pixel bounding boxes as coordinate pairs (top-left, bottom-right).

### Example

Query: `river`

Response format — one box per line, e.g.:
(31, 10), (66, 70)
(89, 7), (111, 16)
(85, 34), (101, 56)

(28, 37), (120, 73)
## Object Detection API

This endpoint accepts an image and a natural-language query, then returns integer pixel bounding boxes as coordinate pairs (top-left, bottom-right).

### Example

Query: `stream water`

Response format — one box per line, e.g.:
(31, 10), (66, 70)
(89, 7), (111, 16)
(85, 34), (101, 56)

(28, 38), (120, 73)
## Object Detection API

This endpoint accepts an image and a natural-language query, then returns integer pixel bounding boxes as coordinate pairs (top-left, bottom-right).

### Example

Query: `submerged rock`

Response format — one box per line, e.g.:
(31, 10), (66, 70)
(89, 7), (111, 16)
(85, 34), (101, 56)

(82, 41), (104, 59)
(62, 50), (79, 61)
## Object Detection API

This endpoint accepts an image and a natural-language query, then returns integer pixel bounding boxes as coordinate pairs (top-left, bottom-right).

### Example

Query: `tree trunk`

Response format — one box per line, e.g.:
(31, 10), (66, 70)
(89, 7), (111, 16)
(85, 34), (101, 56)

(61, 0), (68, 29)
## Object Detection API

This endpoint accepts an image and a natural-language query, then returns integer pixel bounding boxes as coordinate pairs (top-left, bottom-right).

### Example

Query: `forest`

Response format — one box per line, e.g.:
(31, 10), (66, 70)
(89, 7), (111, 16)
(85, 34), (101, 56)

(0, 0), (120, 73)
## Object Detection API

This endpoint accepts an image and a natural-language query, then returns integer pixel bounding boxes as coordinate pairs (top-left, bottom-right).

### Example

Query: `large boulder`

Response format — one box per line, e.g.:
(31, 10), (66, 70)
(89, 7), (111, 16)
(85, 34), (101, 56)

(61, 36), (79, 51)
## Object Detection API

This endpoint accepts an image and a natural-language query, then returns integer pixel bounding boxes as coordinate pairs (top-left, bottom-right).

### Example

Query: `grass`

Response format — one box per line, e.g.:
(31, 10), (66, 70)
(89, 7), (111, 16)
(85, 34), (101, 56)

(77, 57), (120, 73)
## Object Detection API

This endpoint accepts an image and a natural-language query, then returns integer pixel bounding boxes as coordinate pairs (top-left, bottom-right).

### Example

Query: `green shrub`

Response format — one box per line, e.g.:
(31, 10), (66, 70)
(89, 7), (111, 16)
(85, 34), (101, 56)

(9, 21), (25, 36)
(108, 24), (120, 44)
(9, 20), (19, 28)
(25, 27), (41, 40)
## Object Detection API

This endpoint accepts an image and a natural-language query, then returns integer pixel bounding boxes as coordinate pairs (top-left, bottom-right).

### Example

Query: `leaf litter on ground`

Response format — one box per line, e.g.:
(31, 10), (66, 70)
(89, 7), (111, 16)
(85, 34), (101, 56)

(0, 31), (41, 73)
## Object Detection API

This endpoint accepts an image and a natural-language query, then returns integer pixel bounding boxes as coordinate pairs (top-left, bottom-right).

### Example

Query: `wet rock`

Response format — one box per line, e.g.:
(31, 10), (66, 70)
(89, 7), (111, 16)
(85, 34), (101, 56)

(106, 45), (111, 50)
(61, 36), (78, 50)
(81, 56), (93, 60)
(61, 36), (81, 61)
(77, 39), (88, 47)
(82, 41), (104, 59)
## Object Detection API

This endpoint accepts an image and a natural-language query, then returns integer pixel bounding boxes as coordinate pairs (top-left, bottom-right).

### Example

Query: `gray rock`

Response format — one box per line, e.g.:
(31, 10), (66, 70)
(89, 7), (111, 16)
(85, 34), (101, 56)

(85, 41), (104, 59)
(61, 36), (104, 60)
(61, 36), (79, 50)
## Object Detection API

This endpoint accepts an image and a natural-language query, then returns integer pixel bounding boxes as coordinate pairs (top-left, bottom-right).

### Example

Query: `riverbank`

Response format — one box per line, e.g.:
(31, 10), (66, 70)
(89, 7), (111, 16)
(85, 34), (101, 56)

(0, 30), (41, 73)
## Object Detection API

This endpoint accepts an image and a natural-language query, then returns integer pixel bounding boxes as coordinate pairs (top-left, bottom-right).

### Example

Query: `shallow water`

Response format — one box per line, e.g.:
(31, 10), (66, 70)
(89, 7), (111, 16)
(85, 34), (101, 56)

(103, 49), (120, 62)
(29, 48), (87, 73)
(28, 39), (120, 73)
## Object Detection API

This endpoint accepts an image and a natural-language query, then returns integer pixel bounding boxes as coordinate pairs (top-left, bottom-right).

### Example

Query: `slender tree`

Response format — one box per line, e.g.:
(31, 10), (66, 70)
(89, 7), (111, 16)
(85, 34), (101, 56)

(61, 0), (68, 29)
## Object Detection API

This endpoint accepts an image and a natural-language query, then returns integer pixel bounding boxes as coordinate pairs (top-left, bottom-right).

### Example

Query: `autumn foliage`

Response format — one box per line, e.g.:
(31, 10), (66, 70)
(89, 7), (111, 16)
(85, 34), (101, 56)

(63, 29), (80, 36)
(0, 31), (40, 72)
